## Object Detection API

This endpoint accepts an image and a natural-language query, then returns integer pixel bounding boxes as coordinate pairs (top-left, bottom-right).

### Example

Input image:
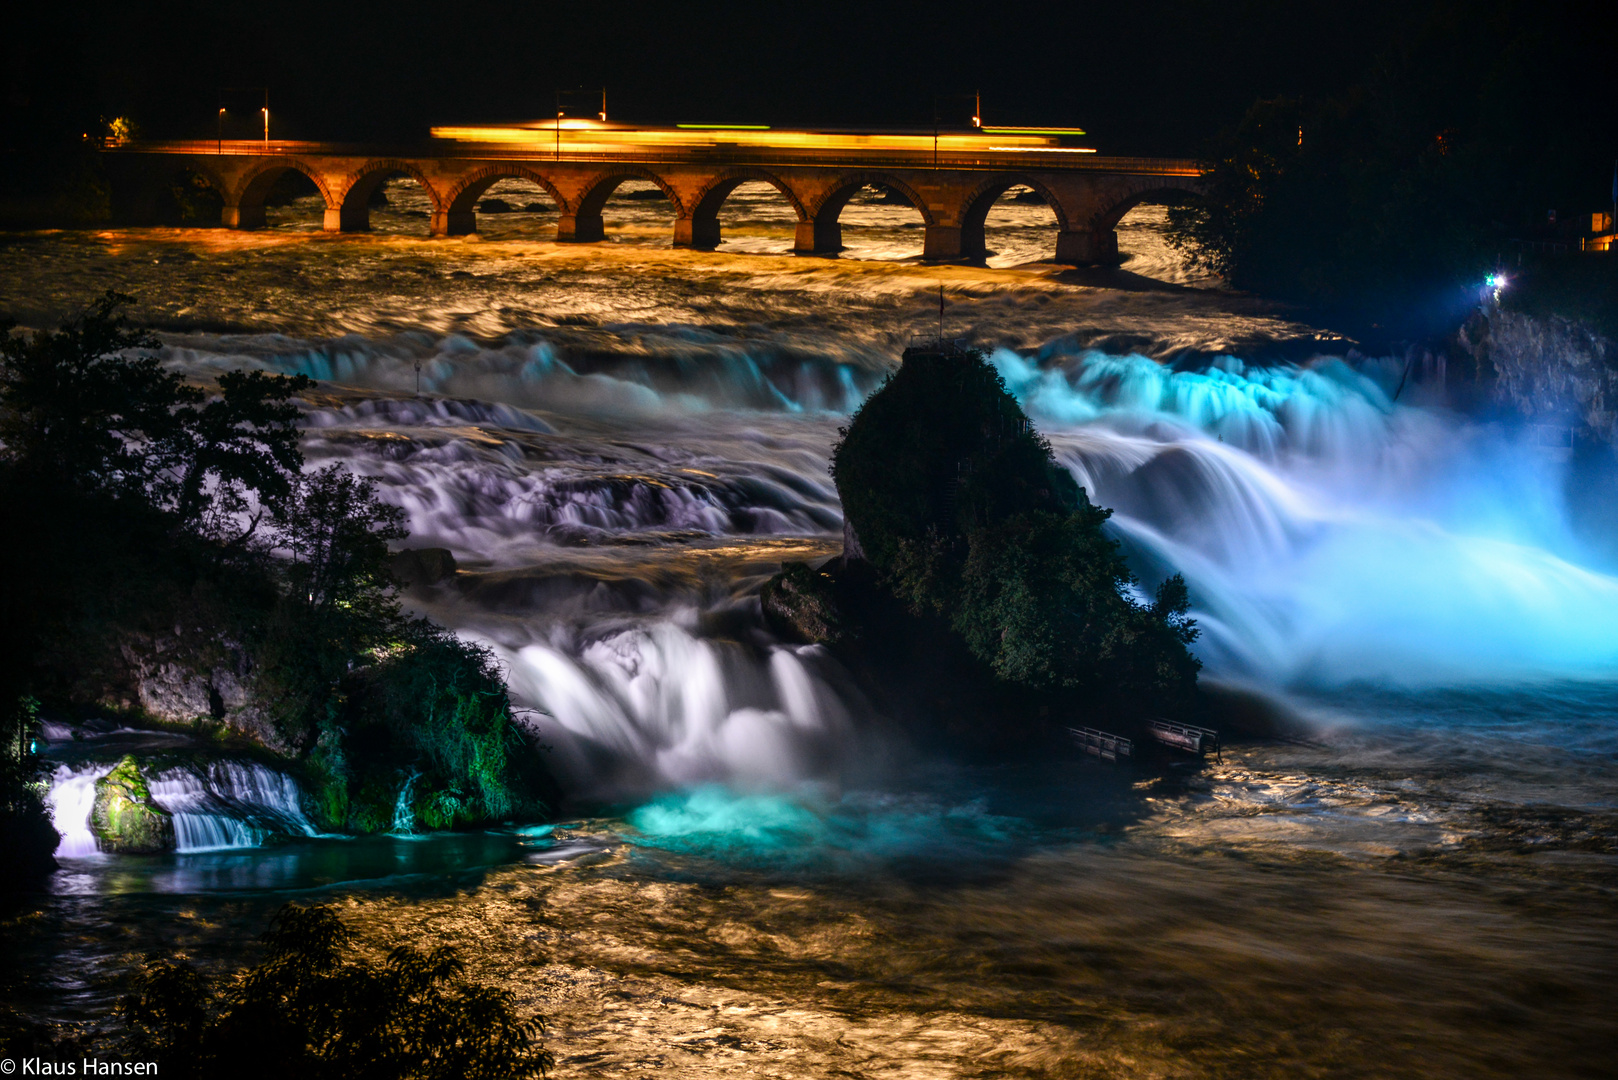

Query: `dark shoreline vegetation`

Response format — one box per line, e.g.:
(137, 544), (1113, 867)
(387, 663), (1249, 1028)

(0, 293), (558, 881)
(1162, 0), (1616, 345)
(2, 902), (554, 1078)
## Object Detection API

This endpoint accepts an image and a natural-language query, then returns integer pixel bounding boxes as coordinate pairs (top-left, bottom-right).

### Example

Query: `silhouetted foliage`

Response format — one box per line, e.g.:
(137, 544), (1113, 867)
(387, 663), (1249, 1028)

(0, 293), (555, 859)
(1166, 1), (1618, 327)
(0, 292), (310, 537)
(116, 903), (553, 1080)
(0, 697), (59, 885)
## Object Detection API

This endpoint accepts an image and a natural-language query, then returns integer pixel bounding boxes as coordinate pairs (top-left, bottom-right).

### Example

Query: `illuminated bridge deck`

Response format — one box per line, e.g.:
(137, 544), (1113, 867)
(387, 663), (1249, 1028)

(103, 126), (1202, 264)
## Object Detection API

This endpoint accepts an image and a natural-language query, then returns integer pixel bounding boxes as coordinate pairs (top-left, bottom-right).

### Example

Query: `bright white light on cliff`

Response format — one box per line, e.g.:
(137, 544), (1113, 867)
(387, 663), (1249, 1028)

(1485, 273), (1507, 302)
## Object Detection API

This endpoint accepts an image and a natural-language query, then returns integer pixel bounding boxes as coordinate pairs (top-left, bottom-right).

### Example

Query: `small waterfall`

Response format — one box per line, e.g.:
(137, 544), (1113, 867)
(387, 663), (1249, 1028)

(46, 759), (316, 857)
(494, 623), (857, 799)
(146, 762), (317, 853)
(392, 771), (420, 834)
(46, 762), (116, 858)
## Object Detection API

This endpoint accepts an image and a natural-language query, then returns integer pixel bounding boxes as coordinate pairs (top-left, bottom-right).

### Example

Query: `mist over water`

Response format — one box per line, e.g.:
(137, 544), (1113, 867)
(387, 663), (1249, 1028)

(8, 207), (1615, 1078)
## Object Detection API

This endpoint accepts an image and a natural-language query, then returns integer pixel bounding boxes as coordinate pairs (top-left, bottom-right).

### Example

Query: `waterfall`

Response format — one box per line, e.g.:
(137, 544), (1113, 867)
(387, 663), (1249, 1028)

(992, 347), (1618, 686)
(45, 759), (315, 857)
(493, 624), (857, 798)
(392, 771), (420, 834)
(46, 762), (116, 858)
(140, 334), (1618, 798)
(146, 762), (317, 853)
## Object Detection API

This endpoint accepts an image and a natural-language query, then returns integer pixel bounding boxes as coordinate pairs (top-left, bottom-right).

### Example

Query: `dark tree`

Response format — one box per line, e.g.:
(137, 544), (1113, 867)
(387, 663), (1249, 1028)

(0, 291), (311, 538)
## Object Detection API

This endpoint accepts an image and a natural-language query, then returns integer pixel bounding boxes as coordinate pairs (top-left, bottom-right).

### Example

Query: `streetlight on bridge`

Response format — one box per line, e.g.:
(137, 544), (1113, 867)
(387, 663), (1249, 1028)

(934, 91), (982, 168)
(217, 87), (269, 149)
(552, 87), (607, 161)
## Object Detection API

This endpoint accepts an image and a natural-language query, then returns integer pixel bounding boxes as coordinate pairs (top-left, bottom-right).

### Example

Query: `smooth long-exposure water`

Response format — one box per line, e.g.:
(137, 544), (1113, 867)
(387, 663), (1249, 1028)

(2, 190), (1613, 1077)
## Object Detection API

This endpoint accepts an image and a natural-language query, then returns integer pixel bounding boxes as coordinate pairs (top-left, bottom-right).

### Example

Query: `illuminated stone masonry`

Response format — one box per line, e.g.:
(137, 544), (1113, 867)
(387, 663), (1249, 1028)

(100, 125), (1200, 265)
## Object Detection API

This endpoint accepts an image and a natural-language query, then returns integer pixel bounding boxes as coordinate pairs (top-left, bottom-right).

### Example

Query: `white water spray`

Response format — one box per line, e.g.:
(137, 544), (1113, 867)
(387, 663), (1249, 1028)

(146, 762), (317, 853)
(46, 759), (315, 856)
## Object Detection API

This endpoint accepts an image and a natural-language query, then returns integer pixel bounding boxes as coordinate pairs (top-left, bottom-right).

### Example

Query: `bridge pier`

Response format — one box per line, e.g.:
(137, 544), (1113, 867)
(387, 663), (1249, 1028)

(923, 225), (966, 261)
(431, 209), (476, 237)
(557, 213), (604, 243)
(794, 220), (842, 255)
(221, 204), (265, 230)
(1055, 229), (1121, 265)
(673, 216), (721, 249)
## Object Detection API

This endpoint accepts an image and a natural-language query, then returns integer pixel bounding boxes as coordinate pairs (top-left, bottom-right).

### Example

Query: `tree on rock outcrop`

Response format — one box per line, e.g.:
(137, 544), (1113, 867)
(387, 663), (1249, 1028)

(829, 346), (1199, 717)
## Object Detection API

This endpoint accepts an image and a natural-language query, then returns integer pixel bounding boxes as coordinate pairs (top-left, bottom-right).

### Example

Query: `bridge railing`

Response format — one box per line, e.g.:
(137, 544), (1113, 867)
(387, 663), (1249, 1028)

(105, 140), (1202, 176)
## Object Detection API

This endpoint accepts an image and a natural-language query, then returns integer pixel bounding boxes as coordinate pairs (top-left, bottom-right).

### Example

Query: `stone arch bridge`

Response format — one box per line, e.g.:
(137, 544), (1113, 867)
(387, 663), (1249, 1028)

(104, 140), (1201, 265)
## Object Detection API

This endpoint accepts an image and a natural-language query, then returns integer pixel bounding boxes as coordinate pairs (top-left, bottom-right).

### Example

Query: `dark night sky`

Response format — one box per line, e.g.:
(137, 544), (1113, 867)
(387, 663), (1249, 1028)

(7, 0), (1445, 155)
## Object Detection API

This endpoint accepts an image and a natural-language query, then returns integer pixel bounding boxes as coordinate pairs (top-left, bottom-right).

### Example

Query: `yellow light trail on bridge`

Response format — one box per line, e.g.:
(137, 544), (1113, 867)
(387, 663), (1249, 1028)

(428, 120), (1082, 155)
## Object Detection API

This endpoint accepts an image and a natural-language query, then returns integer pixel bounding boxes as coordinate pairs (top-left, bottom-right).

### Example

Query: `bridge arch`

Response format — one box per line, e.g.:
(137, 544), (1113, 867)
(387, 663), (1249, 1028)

(679, 169), (807, 249)
(561, 167), (682, 243)
(440, 165), (569, 236)
(1089, 183), (1200, 233)
(334, 159), (445, 234)
(798, 172), (934, 255)
(1058, 180), (1202, 265)
(228, 158), (333, 230)
(956, 175), (1069, 262)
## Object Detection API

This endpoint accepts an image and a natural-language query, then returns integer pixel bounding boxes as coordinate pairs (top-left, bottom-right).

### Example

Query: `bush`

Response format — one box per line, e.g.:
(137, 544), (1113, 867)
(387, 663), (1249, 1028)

(116, 903), (554, 1080)
(305, 622), (554, 833)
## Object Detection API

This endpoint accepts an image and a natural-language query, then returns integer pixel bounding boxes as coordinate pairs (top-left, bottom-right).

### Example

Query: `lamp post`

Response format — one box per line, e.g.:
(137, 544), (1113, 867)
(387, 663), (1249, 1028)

(552, 88), (604, 161)
(218, 87), (269, 150)
(933, 92), (981, 169)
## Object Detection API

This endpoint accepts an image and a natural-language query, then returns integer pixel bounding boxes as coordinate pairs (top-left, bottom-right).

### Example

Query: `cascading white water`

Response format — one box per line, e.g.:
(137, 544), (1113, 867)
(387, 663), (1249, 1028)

(492, 622), (855, 798)
(392, 771), (420, 834)
(991, 347), (1618, 686)
(146, 332), (1618, 797)
(145, 762), (317, 853)
(46, 762), (115, 858)
(45, 758), (315, 857)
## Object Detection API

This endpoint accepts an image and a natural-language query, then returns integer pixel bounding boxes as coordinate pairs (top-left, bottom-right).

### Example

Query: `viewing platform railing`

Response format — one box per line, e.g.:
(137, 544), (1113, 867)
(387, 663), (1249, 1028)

(1069, 727), (1134, 763)
(1146, 719), (1222, 760)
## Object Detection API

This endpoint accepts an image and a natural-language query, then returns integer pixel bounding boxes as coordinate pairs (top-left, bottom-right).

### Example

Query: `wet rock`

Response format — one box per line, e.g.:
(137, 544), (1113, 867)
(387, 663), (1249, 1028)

(117, 635), (286, 752)
(1459, 309), (1616, 439)
(91, 756), (174, 854)
(478, 198), (513, 214)
(760, 562), (845, 646)
(391, 546), (458, 588)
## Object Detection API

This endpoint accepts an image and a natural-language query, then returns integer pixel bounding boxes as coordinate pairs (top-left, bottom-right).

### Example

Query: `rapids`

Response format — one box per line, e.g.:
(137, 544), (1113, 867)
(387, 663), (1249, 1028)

(5, 201), (1615, 1078)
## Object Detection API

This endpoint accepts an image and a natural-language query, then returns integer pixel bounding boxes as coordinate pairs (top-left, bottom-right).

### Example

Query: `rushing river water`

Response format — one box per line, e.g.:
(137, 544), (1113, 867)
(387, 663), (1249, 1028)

(2, 191), (1615, 1078)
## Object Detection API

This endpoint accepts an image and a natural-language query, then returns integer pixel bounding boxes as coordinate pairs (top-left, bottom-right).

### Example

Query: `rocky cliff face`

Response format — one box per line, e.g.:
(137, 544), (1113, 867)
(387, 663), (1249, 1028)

(1460, 309), (1616, 438)
(115, 634), (289, 753)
